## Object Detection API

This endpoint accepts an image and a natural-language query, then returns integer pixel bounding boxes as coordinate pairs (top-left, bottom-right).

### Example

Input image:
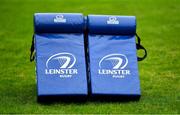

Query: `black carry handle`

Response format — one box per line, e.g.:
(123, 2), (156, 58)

(136, 33), (147, 61)
(29, 33), (147, 62)
(30, 35), (35, 62)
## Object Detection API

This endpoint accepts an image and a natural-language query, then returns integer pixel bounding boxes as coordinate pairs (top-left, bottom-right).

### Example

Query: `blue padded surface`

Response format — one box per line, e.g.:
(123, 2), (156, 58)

(87, 15), (141, 97)
(34, 13), (84, 33)
(34, 13), (88, 96)
(35, 34), (88, 96)
(88, 15), (136, 35)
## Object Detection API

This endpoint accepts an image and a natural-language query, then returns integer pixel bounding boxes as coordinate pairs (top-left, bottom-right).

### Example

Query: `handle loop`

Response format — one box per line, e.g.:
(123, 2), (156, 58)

(136, 33), (147, 61)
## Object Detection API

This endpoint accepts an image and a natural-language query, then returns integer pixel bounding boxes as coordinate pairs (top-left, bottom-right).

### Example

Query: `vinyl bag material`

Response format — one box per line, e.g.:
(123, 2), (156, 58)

(33, 13), (88, 98)
(87, 15), (141, 98)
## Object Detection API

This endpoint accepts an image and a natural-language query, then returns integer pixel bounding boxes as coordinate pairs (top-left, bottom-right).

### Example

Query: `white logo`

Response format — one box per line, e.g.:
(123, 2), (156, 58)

(107, 16), (119, 24)
(46, 52), (76, 69)
(45, 52), (77, 78)
(54, 15), (66, 23)
(98, 53), (130, 78)
(99, 54), (128, 69)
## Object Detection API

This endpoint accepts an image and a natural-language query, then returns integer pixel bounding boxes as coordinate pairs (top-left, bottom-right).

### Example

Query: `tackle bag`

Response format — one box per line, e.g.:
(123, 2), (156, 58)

(87, 15), (147, 100)
(30, 13), (88, 100)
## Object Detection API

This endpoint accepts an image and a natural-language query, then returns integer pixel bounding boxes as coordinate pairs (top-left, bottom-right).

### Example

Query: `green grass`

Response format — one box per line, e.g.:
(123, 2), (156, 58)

(0, 0), (180, 113)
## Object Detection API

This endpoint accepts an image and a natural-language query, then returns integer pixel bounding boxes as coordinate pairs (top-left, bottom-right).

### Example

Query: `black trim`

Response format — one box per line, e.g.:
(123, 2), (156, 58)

(30, 35), (35, 62)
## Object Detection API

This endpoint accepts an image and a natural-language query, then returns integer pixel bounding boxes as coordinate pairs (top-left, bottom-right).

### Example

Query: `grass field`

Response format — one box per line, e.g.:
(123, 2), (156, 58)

(0, 0), (180, 114)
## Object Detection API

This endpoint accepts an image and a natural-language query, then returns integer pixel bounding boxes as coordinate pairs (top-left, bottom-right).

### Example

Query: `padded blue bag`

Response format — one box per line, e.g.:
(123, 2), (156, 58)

(87, 15), (147, 100)
(30, 13), (88, 101)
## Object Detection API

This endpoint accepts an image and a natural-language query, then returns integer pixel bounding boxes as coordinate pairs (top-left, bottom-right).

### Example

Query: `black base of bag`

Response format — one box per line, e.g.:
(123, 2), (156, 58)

(90, 95), (140, 102)
(37, 95), (140, 103)
(37, 95), (88, 103)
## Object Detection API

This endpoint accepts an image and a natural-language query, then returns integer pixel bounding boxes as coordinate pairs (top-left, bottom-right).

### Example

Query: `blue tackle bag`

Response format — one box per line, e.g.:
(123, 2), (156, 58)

(30, 13), (88, 101)
(87, 15), (147, 100)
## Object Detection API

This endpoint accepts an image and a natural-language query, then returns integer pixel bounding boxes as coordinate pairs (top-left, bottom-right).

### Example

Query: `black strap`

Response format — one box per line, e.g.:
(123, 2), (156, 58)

(30, 35), (35, 62)
(136, 33), (147, 61)
(29, 34), (147, 62)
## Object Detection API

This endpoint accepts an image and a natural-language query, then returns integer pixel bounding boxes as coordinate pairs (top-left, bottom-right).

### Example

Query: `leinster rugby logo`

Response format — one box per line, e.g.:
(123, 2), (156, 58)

(54, 14), (66, 23)
(98, 54), (130, 78)
(107, 16), (119, 24)
(45, 52), (78, 78)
